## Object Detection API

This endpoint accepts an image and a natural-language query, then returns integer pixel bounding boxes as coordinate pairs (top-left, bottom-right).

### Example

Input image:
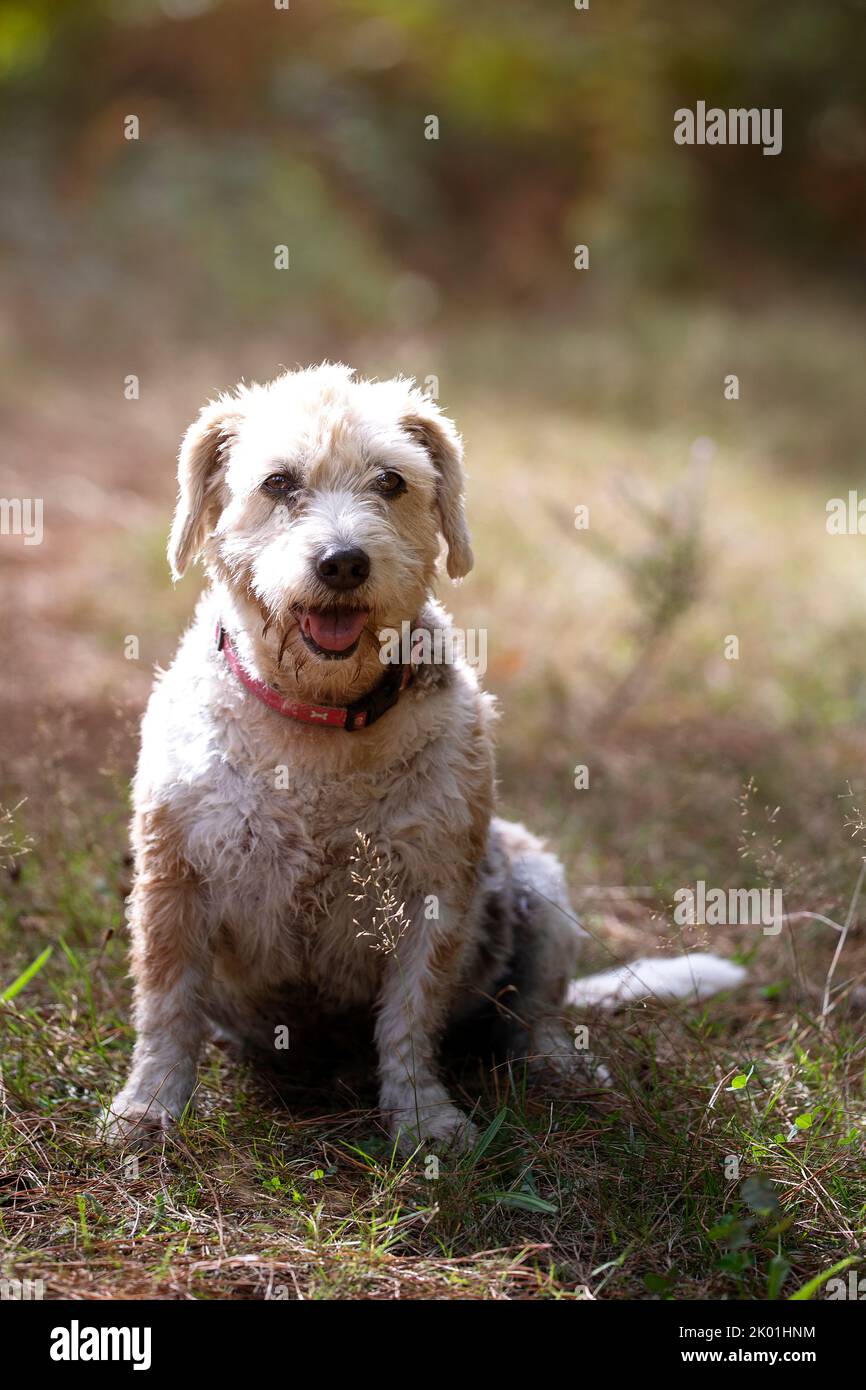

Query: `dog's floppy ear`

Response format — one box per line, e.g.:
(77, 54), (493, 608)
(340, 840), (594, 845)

(168, 396), (242, 580)
(401, 404), (473, 579)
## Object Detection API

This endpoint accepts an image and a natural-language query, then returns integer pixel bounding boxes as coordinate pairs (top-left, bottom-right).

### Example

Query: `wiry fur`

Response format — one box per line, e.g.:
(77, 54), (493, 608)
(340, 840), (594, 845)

(107, 364), (743, 1151)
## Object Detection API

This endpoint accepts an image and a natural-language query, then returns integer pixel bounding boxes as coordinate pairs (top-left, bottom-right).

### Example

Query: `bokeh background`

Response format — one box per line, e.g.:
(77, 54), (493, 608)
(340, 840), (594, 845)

(4, 0), (866, 905)
(2, 0), (866, 1300)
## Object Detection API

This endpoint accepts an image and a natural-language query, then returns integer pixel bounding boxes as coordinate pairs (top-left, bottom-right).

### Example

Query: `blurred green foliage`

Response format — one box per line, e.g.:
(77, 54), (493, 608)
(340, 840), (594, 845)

(0, 0), (863, 348)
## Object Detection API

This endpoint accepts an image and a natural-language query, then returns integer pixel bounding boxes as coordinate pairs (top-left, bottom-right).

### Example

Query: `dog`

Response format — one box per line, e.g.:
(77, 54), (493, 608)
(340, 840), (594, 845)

(107, 364), (744, 1150)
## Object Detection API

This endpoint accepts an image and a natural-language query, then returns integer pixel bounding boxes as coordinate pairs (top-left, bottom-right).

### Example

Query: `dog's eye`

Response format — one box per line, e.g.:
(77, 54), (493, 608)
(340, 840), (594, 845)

(261, 473), (300, 498)
(373, 470), (406, 497)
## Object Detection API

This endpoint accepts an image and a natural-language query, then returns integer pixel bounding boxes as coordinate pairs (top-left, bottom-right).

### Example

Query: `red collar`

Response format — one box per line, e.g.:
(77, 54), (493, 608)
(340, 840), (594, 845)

(216, 622), (412, 732)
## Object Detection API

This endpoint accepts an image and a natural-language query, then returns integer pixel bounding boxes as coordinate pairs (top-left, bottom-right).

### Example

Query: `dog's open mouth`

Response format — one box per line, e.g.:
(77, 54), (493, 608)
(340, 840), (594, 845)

(297, 606), (370, 660)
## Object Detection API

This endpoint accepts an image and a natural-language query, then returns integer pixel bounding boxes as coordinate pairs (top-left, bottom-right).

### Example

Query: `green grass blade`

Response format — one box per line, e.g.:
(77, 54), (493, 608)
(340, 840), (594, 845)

(485, 1190), (559, 1214)
(1, 945), (52, 1002)
(468, 1107), (507, 1164)
(788, 1256), (859, 1301)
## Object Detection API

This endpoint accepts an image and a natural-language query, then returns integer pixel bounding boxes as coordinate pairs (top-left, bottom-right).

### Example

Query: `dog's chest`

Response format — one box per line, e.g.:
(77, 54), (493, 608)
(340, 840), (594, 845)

(183, 743), (419, 993)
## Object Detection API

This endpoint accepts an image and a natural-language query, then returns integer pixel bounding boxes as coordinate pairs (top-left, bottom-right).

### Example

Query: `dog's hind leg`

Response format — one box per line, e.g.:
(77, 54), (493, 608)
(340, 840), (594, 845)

(487, 818), (607, 1079)
(493, 821), (746, 1075)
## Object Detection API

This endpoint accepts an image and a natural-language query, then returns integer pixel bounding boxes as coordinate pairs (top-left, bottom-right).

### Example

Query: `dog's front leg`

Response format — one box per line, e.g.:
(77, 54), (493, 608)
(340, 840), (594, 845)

(106, 821), (211, 1146)
(375, 899), (477, 1154)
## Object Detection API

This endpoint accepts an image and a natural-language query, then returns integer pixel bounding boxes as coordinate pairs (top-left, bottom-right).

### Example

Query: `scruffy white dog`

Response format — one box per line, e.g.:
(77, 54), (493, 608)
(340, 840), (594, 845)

(108, 364), (742, 1150)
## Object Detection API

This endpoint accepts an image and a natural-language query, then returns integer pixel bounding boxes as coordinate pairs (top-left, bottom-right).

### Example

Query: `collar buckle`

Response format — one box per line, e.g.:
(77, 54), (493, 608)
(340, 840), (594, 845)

(344, 665), (406, 732)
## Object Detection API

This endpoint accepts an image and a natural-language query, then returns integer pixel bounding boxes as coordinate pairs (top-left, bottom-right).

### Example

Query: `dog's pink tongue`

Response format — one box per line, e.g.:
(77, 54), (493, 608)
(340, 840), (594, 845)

(304, 608), (369, 652)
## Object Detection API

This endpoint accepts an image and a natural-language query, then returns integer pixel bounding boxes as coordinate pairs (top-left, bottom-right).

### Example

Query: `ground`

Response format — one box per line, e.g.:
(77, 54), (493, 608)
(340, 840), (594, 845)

(2, 300), (866, 1300)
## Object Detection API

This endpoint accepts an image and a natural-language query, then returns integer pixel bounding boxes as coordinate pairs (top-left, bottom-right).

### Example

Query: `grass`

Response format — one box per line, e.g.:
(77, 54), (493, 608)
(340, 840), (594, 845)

(2, 295), (866, 1299)
(3, 841), (865, 1300)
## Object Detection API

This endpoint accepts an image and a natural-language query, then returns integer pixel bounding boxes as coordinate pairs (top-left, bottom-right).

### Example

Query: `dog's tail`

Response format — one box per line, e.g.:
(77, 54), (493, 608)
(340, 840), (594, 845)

(567, 952), (746, 1010)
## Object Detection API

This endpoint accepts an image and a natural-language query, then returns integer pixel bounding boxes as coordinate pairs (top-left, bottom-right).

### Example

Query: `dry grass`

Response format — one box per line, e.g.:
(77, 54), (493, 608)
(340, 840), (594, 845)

(3, 299), (866, 1299)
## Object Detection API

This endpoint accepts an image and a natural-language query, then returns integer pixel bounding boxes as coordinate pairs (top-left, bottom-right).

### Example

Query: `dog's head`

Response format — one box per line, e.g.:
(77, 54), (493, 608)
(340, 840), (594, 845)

(168, 364), (472, 682)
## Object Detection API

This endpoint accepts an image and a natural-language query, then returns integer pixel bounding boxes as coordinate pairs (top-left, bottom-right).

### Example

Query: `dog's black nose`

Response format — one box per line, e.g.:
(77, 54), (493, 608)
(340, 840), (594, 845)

(316, 545), (370, 591)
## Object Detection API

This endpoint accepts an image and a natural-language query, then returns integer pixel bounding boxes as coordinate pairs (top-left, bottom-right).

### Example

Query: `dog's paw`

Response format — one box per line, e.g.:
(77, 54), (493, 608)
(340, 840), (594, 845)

(394, 1110), (480, 1157)
(414, 1106), (480, 1154)
(530, 1024), (611, 1087)
(383, 1084), (479, 1155)
(102, 1092), (177, 1151)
